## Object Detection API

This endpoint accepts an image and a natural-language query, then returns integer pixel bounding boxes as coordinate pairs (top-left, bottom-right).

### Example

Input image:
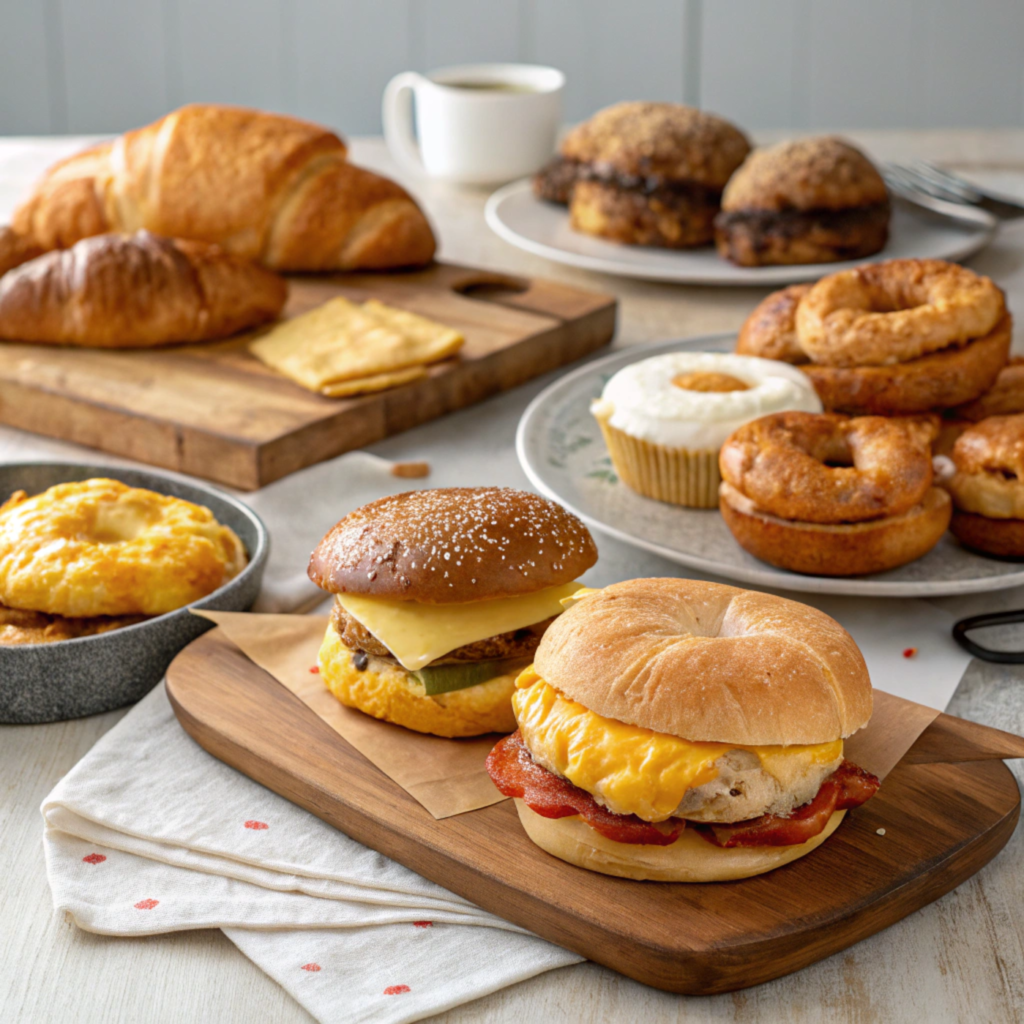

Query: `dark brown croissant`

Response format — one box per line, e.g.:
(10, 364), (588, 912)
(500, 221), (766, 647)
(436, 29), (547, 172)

(11, 104), (436, 272)
(0, 231), (287, 348)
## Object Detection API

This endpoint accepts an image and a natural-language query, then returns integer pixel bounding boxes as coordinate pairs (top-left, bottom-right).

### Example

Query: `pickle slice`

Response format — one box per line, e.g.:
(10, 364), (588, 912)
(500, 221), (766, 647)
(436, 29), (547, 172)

(413, 661), (511, 696)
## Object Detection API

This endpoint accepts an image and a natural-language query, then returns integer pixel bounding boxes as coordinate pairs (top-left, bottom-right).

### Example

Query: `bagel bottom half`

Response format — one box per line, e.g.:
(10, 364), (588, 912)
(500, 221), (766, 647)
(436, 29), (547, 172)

(515, 800), (846, 882)
(950, 511), (1024, 560)
(318, 625), (518, 738)
(719, 482), (951, 576)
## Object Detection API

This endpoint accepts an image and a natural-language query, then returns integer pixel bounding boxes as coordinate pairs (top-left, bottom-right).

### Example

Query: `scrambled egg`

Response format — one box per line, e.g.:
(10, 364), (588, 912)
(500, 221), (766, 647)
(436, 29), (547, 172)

(513, 667), (843, 823)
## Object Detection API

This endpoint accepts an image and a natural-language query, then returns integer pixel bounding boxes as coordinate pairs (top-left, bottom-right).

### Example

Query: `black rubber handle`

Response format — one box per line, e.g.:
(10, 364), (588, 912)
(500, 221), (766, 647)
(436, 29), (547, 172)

(953, 609), (1024, 664)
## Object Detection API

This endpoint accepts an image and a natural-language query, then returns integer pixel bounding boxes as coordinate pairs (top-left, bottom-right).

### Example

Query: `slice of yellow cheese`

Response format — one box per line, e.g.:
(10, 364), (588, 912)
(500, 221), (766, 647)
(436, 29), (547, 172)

(336, 581), (583, 672)
(514, 670), (844, 822)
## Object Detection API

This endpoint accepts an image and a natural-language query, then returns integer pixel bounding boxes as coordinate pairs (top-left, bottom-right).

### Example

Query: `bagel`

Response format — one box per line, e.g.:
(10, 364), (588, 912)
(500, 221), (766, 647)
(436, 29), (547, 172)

(0, 479), (247, 617)
(719, 411), (933, 523)
(945, 414), (1024, 557)
(735, 284), (811, 364)
(735, 271), (1011, 416)
(720, 482), (952, 576)
(487, 579), (878, 882)
(796, 259), (1005, 367)
(802, 313), (1011, 415)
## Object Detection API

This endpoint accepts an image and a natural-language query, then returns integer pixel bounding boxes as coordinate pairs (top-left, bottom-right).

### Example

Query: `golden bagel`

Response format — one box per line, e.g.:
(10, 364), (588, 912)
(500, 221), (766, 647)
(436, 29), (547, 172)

(0, 479), (247, 617)
(796, 259), (1004, 368)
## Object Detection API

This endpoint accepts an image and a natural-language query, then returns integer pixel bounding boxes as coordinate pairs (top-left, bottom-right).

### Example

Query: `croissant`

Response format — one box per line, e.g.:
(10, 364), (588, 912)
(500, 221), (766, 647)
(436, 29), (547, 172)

(0, 231), (287, 348)
(11, 104), (436, 272)
(0, 226), (43, 277)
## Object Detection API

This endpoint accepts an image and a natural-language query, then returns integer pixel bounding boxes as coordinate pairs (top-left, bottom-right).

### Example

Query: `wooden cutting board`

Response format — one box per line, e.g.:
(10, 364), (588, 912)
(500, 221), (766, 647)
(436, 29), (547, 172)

(0, 263), (615, 490)
(166, 629), (1023, 995)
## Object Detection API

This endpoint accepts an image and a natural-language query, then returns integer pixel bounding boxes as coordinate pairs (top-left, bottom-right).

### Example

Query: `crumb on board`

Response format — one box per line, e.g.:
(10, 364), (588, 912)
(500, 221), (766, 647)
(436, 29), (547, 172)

(876, 828), (886, 836)
(390, 461), (431, 479)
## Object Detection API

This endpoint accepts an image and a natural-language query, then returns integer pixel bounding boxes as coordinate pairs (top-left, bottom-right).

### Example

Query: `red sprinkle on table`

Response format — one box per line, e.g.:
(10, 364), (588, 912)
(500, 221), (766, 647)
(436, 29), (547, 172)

(384, 985), (411, 996)
(134, 899), (159, 910)
(244, 820), (269, 830)
(309, 666), (320, 674)
(82, 853), (106, 865)
(301, 963), (321, 972)
(413, 921), (433, 928)
(903, 647), (918, 658)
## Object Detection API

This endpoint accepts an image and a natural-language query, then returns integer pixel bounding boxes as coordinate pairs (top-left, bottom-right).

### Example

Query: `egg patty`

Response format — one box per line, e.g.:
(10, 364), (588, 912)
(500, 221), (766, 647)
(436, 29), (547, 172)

(318, 625), (519, 738)
(513, 668), (843, 823)
(0, 479), (246, 617)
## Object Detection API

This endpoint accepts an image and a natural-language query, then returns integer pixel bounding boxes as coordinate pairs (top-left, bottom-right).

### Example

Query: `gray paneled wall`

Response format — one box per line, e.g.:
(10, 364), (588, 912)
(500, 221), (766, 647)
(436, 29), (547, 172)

(3, 0), (1023, 136)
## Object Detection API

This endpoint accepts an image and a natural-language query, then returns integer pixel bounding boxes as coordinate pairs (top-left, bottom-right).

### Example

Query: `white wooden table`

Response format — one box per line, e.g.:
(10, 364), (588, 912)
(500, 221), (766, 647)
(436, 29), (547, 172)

(3, 132), (1024, 1024)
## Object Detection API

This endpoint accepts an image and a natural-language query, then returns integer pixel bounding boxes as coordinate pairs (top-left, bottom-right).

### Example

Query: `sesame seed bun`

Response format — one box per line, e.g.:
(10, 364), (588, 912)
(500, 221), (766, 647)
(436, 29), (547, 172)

(515, 799), (846, 881)
(308, 487), (598, 604)
(533, 578), (872, 746)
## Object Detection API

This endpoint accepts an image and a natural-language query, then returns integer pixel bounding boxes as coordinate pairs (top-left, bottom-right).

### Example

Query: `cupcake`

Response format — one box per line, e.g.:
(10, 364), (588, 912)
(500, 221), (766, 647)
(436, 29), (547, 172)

(591, 352), (822, 507)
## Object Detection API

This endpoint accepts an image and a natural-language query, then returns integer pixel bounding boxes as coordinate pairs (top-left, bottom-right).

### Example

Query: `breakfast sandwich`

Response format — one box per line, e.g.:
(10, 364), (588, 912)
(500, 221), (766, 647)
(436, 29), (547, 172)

(487, 578), (879, 880)
(307, 487), (598, 737)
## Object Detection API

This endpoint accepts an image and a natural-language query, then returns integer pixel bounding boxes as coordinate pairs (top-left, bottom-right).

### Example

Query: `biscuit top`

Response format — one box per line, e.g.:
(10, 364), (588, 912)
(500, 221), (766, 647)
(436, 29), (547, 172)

(560, 102), (750, 188)
(308, 487), (598, 603)
(722, 137), (888, 212)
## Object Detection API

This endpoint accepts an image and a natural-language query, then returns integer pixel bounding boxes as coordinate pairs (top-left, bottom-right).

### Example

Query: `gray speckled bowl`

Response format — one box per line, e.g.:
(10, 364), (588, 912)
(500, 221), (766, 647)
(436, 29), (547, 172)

(0, 462), (268, 724)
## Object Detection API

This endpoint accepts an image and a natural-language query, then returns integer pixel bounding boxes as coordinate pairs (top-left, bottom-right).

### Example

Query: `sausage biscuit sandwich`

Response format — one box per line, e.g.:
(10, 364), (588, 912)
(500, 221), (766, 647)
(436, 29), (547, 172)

(308, 487), (598, 738)
(487, 578), (879, 880)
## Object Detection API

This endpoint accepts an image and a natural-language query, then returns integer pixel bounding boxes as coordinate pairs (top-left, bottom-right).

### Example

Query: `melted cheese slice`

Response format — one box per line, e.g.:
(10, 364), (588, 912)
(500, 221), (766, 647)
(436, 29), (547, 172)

(514, 669), (843, 823)
(336, 582), (583, 672)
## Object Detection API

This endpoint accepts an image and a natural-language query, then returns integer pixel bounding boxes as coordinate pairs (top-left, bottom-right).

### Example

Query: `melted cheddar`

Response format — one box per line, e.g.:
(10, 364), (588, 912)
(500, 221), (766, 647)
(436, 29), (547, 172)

(336, 582), (582, 672)
(513, 668), (843, 823)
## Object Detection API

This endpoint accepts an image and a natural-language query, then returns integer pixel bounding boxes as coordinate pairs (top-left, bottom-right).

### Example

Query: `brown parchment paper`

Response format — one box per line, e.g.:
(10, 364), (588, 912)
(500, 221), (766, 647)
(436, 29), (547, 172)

(194, 610), (505, 819)
(192, 611), (948, 821)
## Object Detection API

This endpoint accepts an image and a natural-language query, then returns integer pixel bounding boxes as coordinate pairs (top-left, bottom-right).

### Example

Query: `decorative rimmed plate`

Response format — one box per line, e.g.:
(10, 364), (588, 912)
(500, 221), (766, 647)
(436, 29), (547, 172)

(486, 180), (997, 286)
(0, 462), (269, 723)
(516, 334), (1024, 597)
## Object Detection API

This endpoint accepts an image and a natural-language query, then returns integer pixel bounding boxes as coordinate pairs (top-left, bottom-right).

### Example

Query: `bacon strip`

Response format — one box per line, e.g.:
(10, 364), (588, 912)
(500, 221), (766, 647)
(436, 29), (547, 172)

(695, 760), (880, 848)
(486, 731), (684, 846)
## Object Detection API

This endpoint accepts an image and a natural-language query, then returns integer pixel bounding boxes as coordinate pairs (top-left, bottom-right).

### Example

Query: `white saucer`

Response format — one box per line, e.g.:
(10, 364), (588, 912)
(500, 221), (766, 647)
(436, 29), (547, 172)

(487, 179), (997, 287)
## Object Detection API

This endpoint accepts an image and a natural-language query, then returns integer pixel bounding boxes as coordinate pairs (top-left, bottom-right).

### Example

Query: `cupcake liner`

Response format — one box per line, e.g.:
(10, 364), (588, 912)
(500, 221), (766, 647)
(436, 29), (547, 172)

(596, 417), (720, 508)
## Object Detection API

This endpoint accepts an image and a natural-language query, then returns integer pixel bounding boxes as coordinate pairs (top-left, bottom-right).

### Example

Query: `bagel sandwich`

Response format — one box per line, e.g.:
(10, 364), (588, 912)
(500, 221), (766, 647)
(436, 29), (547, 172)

(486, 578), (879, 881)
(307, 487), (598, 737)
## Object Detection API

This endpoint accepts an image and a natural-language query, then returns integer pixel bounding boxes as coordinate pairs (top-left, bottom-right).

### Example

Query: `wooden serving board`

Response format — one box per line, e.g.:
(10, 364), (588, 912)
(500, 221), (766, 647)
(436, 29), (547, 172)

(166, 629), (1023, 995)
(0, 263), (615, 490)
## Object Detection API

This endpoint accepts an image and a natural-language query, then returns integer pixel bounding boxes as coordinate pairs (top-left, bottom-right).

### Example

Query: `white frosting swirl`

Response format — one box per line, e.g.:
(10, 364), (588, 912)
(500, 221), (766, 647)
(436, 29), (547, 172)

(593, 352), (822, 449)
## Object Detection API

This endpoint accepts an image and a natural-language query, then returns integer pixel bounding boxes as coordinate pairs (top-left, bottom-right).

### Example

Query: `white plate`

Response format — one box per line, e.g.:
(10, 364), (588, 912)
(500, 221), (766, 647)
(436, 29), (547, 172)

(516, 334), (1024, 597)
(487, 179), (997, 286)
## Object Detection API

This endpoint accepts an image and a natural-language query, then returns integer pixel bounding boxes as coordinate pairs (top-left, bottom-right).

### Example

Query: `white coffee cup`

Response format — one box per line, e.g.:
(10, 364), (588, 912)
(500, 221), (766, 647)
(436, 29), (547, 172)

(383, 63), (564, 186)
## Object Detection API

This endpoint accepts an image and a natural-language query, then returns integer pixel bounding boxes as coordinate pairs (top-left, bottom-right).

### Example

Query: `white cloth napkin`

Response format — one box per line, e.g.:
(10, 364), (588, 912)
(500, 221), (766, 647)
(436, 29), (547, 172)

(42, 682), (581, 1024)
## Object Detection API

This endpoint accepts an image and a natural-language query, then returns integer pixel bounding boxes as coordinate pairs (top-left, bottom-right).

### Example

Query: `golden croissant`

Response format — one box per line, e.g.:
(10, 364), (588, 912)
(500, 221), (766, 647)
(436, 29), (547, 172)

(11, 104), (437, 272)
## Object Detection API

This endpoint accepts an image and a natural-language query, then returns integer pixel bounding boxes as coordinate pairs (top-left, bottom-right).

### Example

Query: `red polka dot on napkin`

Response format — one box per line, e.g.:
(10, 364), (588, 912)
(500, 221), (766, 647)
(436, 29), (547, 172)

(244, 820), (269, 830)
(134, 899), (159, 910)
(413, 921), (433, 928)
(301, 963), (321, 972)
(384, 985), (410, 996)
(82, 853), (106, 865)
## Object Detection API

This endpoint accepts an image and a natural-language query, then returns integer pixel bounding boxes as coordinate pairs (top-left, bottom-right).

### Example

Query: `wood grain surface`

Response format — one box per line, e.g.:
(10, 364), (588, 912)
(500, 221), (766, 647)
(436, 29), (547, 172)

(0, 262), (615, 490)
(166, 628), (1021, 996)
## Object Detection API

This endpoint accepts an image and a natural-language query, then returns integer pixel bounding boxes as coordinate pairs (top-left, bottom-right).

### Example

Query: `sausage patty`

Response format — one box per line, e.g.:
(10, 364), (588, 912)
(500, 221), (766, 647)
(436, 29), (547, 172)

(331, 600), (555, 666)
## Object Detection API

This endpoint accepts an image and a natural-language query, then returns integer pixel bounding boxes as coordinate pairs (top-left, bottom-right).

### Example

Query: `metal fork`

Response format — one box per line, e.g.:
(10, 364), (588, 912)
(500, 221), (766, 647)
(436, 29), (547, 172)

(886, 161), (1024, 221)
(882, 165), (999, 231)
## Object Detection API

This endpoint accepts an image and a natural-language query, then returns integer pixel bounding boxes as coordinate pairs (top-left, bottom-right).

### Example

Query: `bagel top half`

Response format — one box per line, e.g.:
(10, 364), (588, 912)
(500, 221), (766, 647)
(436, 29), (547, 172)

(534, 577), (871, 747)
